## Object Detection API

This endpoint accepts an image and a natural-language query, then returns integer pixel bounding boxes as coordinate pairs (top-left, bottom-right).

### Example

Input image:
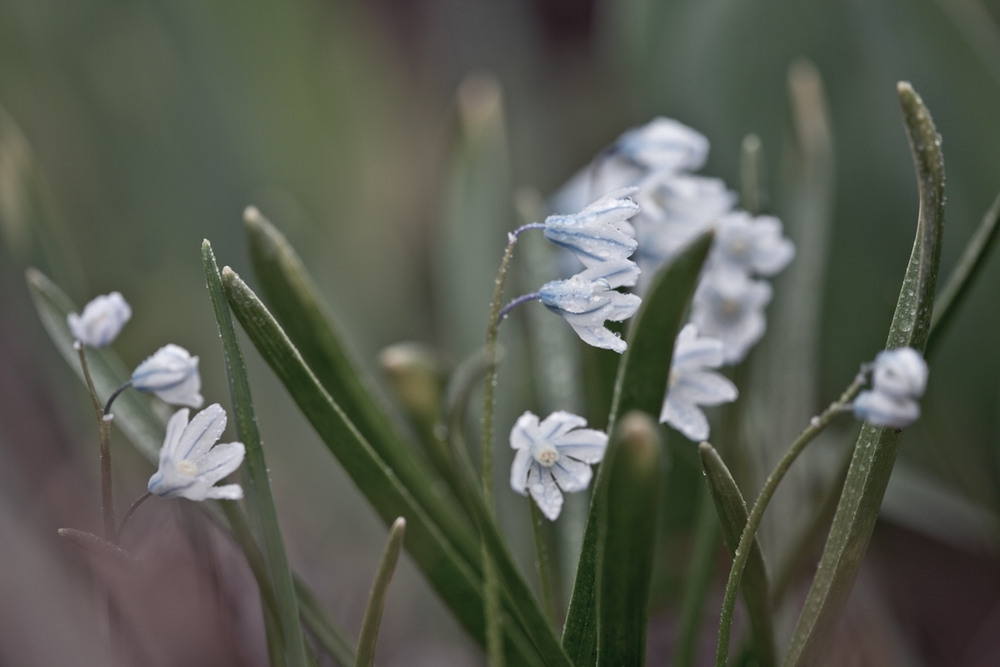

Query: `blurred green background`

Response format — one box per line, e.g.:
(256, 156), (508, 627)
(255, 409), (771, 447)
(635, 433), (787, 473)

(3, 0), (1000, 664)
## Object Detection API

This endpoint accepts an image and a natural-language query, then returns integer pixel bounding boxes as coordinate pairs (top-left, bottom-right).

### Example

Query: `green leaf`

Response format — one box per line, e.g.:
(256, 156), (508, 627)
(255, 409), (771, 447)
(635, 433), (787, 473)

(203, 240), (309, 667)
(244, 209), (475, 547)
(562, 230), (713, 665)
(926, 190), (1000, 355)
(220, 265), (559, 666)
(596, 412), (662, 666)
(699, 443), (775, 665)
(355, 517), (406, 667)
(783, 82), (944, 666)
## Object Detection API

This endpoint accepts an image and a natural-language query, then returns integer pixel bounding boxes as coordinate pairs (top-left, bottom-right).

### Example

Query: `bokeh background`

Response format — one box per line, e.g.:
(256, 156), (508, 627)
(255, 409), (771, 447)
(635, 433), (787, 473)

(2, 0), (1000, 664)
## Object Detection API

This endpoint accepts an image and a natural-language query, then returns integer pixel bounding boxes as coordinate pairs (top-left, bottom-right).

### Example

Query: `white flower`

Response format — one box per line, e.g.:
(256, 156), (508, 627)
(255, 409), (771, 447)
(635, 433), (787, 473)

(509, 411), (607, 520)
(67, 292), (131, 347)
(615, 117), (710, 172)
(710, 211), (795, 277)
(660, 324), (738, 441)
(852, 347), (928, 429)
(148, 404), (245, 501)
(689, 271), (772, 364)
(870, 347), (928, 399)
(543, 189), (640, 267)
(131, 344), (204, 408)
(539, 260), (642, 354)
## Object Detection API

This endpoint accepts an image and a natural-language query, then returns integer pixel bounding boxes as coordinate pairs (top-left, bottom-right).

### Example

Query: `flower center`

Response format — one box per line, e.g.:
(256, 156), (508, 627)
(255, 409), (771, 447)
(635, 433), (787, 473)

(532, 443), (560, 467)
(177, 460), (198, 477)
(729, 238), (749, 257)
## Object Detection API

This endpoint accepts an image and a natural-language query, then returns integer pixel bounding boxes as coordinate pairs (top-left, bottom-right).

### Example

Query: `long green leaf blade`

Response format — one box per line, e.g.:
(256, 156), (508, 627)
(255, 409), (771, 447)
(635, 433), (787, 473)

(784, 82), (944, 666)
(596, 412), (662, 666)
(220, 265), (555, 666)
(562, 231), (713, 664)
(203, 240), (309, 667)
(699, 442), (775, 665)
(355, 517), (406, 667)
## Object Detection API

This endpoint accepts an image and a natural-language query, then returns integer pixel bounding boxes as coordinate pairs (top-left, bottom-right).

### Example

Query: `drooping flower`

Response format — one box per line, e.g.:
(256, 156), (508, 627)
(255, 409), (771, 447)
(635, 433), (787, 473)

(710, 211), (795, 277)
(542, 189), (640, 267)
(148, 404), (245, 501)
(509, 410), (607, 520)
(614, 117), (710, 172)
(853, 347), (928, 429)
(67, 292), (131, 347)
(660, 324), (738, 441)
(539, 259), (641, 354)
(131, 344), (204, 408)
(689, 271), (772, 364)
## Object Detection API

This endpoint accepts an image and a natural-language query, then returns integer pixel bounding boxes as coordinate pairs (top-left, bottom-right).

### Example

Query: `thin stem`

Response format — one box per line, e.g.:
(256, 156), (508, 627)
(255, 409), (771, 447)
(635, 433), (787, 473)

(77, 343), (117, 540)
(529, 501), (557, 627)
(498, 292), (540, 322)
(714, 369), (868, 667)
(104, 381), (132, 416)
(118, 491), (152, 537)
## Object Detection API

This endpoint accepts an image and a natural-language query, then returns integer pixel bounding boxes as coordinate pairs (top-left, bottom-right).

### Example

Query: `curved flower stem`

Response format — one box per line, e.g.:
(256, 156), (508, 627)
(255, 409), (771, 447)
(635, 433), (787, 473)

(481, 222), (543, 665)
(76, 343), (116, 540)
(118, 491), (152, 538)
(498, 292), (540, 322)
(103, 381), (132, 416)
(714, 368), (868, 667)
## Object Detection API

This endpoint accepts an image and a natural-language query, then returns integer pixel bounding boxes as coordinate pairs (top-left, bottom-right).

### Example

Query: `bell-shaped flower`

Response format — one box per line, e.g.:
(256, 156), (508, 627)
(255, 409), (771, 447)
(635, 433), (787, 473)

(615, 117), (710, 172)
(509, 410), (607, 520)
(710, 211), (795, 277)
(690, 271), (772, 364)
(660, 324), (738, 441)
(870, 347), (928, 399)
(853, 347), (928, 429)
(67, 292), (131, 348)
(131, 344), (204, 408)
(148, 404), (245, 501)
(539, 260), (641, 354)
(543, 189), (640, 267)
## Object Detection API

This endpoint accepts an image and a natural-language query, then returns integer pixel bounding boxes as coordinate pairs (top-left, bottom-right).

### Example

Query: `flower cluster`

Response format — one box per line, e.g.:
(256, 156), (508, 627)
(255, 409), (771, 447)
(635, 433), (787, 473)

(535, 190), (643, 353)
(552, 117), (796, 441)
(68, 292), (244, 501)
(853, 347), (928, 428)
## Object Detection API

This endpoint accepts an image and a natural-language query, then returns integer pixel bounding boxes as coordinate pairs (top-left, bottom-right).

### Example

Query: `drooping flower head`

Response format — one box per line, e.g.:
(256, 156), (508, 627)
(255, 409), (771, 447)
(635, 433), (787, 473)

(509, 410), (607, 520)
(542, 189), (640, 267)
(614, 117), (710, 172)
(132, 344), (204, 408)
(853, 347), (928, 429)
(67, 292), (132, 348)
(539, 259), (641, 354)
(148, 404), (245, 501)
(660, 324), (738, 441)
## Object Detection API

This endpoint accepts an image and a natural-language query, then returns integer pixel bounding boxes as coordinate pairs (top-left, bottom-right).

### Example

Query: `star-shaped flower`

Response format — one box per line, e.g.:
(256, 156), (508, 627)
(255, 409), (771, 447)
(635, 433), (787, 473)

(538, 259), (641, 353)
(148, 404), (245, 501)
(690, 271), (772, 364)
(131, 344), (204, 408)
(543, 189), (640, 267)
(67, 292), (132, 348)
(710, 211), (795, 278)
(509, 411), (608, 520)
(660, 324), (738, 441)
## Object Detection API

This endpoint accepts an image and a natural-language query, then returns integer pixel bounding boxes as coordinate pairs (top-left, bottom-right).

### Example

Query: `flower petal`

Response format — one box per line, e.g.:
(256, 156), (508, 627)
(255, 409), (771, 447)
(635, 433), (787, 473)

(177, 403), (227, 460)
(510, 411), (541, 451)
(660, 394), (710, 441)
(194, 442), (246, 486)
(549, 457), (594, 493)
(527, 468), (564, 521)
(673, 370), (738, 406)
(509, 449), (533, 495)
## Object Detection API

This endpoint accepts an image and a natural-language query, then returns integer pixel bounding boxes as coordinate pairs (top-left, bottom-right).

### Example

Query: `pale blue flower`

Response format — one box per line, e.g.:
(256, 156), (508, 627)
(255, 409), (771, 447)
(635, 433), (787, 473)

(853, 347), (928, 429)
(660, 324), (738, 441)
(710, 211), (795, 277)
(509, 410), (607, 520)
(148, 404), (245, 501)
(615, 117), (710, 172)
(132, 344), (204, 408)
(67, 292), (131, 347)
(539, 260), (641, 354)
(543, 189), (640, 267)
(690, 271), (772, 364)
